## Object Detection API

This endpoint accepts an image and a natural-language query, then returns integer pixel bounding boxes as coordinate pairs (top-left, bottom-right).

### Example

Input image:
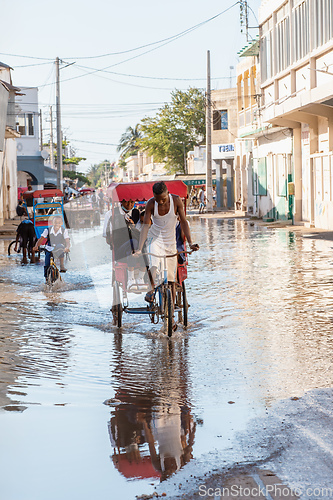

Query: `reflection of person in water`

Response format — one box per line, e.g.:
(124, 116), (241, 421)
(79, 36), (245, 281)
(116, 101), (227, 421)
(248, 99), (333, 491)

(138, 404), (196, 481)
(108, 337), (197, 482)
(109, 400), (196, 481)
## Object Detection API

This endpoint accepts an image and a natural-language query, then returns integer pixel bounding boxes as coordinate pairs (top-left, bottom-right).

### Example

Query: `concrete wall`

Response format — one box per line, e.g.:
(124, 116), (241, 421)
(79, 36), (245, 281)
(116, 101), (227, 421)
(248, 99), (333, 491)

(0, 137), (18, 225)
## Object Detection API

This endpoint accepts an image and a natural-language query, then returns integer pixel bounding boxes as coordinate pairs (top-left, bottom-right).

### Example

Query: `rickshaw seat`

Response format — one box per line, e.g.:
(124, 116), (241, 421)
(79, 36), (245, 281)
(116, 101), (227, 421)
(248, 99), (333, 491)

(177, 263), (187, 285)
(114, 262), (127, 285)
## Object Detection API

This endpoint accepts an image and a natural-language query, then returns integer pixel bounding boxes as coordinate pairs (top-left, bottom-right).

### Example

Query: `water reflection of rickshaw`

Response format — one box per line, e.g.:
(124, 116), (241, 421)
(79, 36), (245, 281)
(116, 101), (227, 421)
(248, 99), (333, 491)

(108, 181), (191, 337)
(107, 335), (196, 482)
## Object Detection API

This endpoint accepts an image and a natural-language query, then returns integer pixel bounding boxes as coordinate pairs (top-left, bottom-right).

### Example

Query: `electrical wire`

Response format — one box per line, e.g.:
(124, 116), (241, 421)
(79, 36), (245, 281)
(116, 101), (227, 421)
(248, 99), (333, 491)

(14, 61), (54, 68)
(38, 3), (240, 87)
(74, 64), (233, 82)
(70, 139), (119, 146)
(64, 3), (239, 60)
(0, 52), (53, 61)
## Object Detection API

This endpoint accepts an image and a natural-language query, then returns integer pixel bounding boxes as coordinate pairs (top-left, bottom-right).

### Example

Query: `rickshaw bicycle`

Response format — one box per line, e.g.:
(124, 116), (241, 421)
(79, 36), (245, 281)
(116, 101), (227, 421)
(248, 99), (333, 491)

(8, 189), (64, 258)
(45, 251), (62, 285)
(107, 180), (193, 337)
(112, 249), (191, 337)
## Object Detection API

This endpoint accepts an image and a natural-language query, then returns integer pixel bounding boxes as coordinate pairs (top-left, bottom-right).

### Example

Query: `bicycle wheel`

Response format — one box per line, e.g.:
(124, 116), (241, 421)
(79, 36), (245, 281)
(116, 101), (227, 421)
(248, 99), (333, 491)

(112, 282), (122, 328)
(7, 240), (17, 256)
(46, 264), (59, 285)
(163, 286), (173, 337)
(182, 281), (188, 327)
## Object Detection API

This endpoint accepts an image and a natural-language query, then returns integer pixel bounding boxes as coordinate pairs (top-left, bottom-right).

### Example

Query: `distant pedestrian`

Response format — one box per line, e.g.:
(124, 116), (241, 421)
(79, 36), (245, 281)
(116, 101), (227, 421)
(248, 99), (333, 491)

(98, 189), (105, 213)
(16, 200), (28, 217)
(212, 186), (217, 208)
(25, 185), (34, 216)
(91, 191), (97, 208)
(198, 186), (206, 214)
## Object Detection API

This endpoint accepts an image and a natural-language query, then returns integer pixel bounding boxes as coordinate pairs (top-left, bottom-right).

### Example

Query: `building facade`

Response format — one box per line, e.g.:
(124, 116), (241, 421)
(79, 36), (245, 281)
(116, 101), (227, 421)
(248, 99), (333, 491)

(0, 62), (20, 225)
(186, 88), (237, 208)
(259, 0), (333, 228)
(16, 87), (56, 190)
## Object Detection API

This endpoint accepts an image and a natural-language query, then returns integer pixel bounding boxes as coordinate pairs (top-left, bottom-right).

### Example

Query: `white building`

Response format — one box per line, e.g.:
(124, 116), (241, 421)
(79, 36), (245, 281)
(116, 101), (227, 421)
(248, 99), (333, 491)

(259, 0), (333, 228)
(0, 62), (21, 225)
(185, 89), (237, 208)
(15, 87), (56, 190)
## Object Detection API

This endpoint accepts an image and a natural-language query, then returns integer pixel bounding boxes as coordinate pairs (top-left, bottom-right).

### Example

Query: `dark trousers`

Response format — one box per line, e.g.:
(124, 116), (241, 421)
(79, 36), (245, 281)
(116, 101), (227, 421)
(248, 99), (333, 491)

(44, 250), (64, 277)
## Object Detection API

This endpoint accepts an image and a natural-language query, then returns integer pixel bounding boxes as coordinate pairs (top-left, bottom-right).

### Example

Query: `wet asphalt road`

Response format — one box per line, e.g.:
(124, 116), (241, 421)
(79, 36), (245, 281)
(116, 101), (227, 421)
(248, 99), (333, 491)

(0, 218), (333, 500)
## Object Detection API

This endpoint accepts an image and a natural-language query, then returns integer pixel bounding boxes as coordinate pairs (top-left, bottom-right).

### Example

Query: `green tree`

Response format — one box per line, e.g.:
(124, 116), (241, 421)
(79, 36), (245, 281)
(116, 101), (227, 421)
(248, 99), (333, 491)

(117, 124), (142, 158)
(118, 157), (127, 170)
(63, 170), (90, 185)
(86, 160), (113, 187)
(49, 139), (86, 167)
(139, 88), (206, 173)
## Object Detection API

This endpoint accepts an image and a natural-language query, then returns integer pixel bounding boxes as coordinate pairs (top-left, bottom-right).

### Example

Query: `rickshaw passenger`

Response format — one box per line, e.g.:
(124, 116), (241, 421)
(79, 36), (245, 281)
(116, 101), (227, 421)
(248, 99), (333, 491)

(104, 200), (145, 289)
(176, 218), (186, 265)
(134, 182), (199, 325)
(16, 200), (28, 217)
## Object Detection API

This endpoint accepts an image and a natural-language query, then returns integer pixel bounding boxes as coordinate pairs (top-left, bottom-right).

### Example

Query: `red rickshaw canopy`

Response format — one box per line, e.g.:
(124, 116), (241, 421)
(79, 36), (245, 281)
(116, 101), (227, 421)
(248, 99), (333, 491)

(32, 189), (63, 198)
(107, 181), (187, 202)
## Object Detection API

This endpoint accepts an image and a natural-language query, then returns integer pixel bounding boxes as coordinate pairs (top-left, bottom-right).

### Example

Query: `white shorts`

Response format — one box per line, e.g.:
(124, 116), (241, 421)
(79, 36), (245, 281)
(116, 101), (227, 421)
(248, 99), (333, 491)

(146, 236), (177, 283)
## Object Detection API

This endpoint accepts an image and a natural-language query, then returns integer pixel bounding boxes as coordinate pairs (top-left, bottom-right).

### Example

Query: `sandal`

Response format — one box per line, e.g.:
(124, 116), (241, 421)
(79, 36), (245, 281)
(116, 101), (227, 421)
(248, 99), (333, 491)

(145, 291), (154, 303)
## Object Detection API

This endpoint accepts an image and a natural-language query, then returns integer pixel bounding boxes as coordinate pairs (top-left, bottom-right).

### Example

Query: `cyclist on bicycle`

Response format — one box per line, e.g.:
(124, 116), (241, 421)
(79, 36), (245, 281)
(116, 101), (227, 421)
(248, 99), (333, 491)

(134, 182), (199, 327)
(14, 218), (37, 264)
(33, 215), (70, 280)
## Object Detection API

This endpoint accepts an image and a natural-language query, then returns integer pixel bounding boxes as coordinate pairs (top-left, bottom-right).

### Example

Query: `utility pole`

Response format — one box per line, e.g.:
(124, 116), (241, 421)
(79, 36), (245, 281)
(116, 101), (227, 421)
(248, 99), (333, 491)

(206, 50), (213, 212)
(105, 162), (108, 186)
(49, 106), (54, 170)
(56, 57), (63, 191)
(39, 109), (43, 151)
(240, 0), (249, 40)
(229, 66), (234, 88)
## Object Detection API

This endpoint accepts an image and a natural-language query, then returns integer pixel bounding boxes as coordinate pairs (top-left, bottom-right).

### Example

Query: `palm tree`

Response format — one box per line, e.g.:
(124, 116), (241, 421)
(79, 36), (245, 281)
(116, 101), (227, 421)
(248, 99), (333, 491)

(117, 124), (142, 157)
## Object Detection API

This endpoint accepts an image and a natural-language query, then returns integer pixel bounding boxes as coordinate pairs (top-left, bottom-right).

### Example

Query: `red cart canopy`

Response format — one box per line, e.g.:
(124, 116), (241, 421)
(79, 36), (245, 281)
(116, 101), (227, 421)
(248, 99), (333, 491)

(32, 189), (63, 198)
(107, 180), (187, 202)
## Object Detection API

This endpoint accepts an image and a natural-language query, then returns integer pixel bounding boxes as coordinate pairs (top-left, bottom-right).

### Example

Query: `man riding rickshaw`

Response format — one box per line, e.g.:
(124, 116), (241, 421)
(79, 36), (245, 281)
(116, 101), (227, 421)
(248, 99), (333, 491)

(106, 180), (199, 336)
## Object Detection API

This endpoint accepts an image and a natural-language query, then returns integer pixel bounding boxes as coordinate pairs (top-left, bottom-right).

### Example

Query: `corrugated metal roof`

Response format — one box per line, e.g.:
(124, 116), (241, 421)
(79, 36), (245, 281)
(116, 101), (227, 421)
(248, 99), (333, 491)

(238, 37), (259, 57)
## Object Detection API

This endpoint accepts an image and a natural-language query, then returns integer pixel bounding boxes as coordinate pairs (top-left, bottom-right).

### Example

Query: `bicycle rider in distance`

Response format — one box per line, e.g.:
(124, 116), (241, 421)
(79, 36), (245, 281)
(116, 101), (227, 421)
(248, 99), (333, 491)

(133, 181), (199, 327)
(33, 215), (70, 282)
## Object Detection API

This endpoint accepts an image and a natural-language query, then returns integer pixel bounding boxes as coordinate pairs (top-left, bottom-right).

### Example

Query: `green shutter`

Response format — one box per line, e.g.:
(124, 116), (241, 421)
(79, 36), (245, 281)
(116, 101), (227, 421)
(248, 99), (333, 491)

(258, 157), (267, 196)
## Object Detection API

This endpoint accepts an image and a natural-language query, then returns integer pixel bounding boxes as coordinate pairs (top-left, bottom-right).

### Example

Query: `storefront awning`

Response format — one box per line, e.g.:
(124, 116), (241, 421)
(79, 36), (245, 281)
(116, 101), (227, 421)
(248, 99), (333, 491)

(175, 174), (216, 186)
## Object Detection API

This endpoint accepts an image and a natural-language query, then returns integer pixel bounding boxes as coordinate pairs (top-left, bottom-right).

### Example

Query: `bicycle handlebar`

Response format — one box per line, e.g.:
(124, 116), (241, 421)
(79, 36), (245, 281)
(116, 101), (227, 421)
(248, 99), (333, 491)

(141, 249), (195, 259)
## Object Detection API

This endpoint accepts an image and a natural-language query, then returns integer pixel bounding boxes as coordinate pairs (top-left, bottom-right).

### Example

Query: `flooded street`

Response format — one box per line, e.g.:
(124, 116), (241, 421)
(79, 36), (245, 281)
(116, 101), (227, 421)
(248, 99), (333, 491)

(1, 218), (333, 500)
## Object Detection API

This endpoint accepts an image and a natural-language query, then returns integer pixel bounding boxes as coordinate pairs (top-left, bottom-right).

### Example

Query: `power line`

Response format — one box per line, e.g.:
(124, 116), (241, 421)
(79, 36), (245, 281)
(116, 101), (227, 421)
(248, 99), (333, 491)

(74, 64), (234, 82)
(71, 139), (119, 146)
(64, 3), (239, 60)
(37, 3), (239, 87)
(0, 52), (53, 61)
(14, 61), (54, 68)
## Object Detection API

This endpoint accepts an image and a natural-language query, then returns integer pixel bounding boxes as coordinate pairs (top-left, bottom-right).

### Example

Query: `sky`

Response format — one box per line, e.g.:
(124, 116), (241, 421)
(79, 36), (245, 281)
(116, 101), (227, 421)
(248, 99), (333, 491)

(2, 0), (261, 173)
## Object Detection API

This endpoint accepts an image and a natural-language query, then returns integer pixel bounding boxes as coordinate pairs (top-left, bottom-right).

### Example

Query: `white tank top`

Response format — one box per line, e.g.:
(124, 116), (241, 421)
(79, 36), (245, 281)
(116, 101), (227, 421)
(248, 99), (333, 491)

(148, 194), (177, 250)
